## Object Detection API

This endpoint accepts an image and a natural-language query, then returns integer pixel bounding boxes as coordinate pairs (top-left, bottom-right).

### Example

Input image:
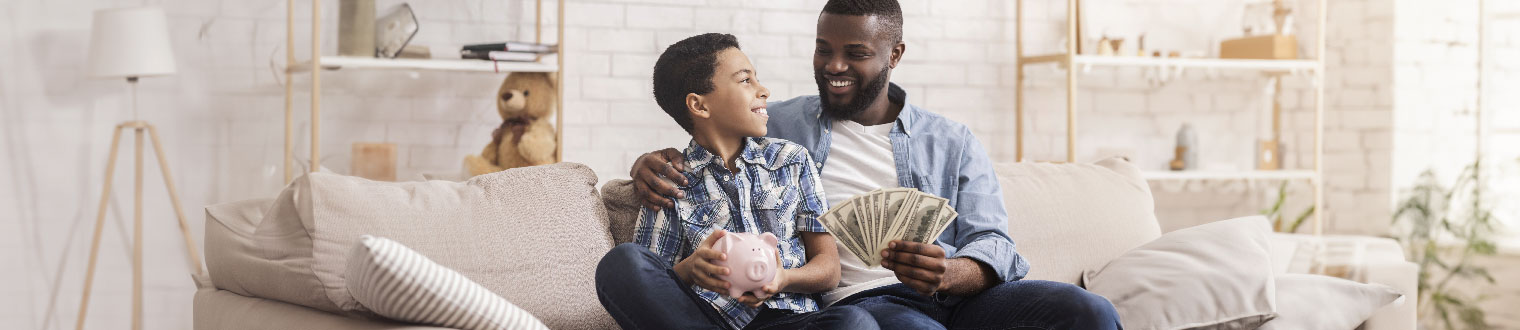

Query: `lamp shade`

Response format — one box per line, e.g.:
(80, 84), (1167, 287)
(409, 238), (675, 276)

(88, 7), (176, 78)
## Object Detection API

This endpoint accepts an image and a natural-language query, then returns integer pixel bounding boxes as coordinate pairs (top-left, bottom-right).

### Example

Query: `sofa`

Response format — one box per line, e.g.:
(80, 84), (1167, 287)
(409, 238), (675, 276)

(194, 160), (1416, 329)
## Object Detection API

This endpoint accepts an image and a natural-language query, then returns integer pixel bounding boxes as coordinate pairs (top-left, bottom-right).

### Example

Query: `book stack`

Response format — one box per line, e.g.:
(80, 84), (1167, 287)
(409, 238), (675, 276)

(460, 42), (558, 62)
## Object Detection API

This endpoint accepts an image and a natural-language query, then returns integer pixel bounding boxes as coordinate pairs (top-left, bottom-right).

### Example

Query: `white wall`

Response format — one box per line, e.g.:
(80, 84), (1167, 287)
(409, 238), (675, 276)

(4, 1), (539, 328)
(2, 0), (1516, 329)
(1, 0), (1020, 328)
(1390, 0), (1520, 242)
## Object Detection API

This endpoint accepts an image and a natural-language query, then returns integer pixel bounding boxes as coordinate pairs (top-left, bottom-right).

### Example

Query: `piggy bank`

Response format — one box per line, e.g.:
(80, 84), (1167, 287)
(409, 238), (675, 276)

(711, 232), (779, 298)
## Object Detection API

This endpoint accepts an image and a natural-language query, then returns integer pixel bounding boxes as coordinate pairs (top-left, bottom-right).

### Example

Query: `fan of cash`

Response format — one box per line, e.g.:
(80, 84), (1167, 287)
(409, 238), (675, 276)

(820, 188), (958, 267)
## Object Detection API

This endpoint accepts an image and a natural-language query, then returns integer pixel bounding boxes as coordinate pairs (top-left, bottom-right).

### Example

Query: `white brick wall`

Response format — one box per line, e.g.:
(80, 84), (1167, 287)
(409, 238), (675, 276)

(4, 0), (1518, 328)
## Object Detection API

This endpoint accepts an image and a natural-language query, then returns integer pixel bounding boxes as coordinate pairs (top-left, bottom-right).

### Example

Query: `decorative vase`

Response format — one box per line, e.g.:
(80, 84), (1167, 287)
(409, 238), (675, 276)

(338, 0), (376, 57)
(1171, 124), (1198, 171)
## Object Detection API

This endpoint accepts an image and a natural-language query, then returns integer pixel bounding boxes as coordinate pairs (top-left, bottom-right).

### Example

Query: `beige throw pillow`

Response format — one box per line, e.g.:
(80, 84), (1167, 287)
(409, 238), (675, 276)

(1083, 216), (1279, 330)
(298, 163), (616, 328)
(215, 163), (615, 328)
(995, 157), (1163, 284)
(1258, 274), (1403, 330)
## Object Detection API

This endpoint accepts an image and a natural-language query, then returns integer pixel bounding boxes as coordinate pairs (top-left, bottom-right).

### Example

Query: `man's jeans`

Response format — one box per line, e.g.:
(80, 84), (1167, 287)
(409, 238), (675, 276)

(835, 281), (1123, 330)
(596, 243), (880, 330)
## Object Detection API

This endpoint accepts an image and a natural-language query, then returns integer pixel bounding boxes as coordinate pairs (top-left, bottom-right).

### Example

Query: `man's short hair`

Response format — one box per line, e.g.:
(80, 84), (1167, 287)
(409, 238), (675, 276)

(651, 33), (741, 132)
(822, 0), (904, 43)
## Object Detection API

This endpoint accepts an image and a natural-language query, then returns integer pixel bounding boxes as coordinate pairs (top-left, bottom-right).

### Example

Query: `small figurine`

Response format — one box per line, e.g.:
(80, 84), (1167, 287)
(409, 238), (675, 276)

(1171, 123), (1197, 171)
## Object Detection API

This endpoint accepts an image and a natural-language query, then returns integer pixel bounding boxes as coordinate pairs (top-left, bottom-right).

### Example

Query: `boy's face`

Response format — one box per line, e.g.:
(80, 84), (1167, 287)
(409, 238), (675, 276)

(696, 47), (771, 138)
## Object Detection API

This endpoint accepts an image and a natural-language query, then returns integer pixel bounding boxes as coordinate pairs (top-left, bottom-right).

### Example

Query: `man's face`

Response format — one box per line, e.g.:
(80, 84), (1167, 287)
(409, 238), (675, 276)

(814, 13), (898, 121)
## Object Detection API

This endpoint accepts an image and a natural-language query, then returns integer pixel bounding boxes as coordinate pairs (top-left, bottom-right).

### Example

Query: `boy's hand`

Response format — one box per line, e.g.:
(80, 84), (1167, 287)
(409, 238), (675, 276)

(675, 230), (731, 293)
(632, 148), (688, 210)
(736, 252), (789, 308)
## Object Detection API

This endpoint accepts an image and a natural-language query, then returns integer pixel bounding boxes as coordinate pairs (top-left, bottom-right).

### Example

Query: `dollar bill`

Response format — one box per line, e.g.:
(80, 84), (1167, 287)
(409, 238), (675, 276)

(890, 190), (922, 247)
(819, 188), (962, 268)
(902, 195), (949, 244)
(929, 207), (958, 244)
(880, 189), (912, 245)
(875, 191), (889, 250)
(822, 198), (870, 265)
(853, 194), (876, 264)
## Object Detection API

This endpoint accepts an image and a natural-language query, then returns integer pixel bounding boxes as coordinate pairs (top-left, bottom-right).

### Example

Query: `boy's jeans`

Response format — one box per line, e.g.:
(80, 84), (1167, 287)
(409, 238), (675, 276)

(596, 243), (879, 330)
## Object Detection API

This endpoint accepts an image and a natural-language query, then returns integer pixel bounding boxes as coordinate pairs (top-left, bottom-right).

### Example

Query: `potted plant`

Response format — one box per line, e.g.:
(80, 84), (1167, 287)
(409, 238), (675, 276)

(1393, 161), (1500, 330)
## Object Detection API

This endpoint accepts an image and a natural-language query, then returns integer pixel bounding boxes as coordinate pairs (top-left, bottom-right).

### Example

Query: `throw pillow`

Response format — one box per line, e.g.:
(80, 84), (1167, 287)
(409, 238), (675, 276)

(1257, 274), (1403, 330)
(347, 235), (548, 330)
(995, 157), (1163, 285)
(1083, 216), (1278, 330)
(298, 163), (616, 328)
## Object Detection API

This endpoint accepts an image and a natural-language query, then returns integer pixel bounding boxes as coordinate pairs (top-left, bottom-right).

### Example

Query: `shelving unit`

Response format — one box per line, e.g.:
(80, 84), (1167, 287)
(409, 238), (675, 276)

(287, 56), (560, 73)
(1020, 54), (1318, 72)
(1142, 170), (1317, 181)
(1013, 0), (1327, 235)
(282, 0), (565, 183)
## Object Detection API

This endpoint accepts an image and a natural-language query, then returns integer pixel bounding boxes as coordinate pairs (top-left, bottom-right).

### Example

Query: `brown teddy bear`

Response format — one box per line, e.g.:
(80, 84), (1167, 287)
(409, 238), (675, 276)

(465, 72), (559, 176)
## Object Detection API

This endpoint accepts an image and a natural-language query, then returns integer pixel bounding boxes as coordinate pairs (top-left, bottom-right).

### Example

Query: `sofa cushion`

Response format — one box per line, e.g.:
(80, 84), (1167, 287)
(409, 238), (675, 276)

(195, 288), (455, 330)
(346, 235), (549, 330)
(994, 157), (1162, 285)
(205, 197), (347, 312)
(207, 185), (345, 313)
(1083, 216), (1279, 330)
(599, 179), (639, 245)
(1257, 274), (1402, 330)
(215, 162), (616, 328)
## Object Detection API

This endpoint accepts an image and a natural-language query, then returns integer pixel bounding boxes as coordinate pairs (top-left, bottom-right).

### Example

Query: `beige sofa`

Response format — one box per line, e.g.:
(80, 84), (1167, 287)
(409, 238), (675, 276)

(195, 160), (1416, 329)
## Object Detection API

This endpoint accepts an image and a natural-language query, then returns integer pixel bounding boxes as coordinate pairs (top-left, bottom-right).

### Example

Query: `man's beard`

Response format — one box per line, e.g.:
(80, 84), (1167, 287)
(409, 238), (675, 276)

(815, 66), (890, 122)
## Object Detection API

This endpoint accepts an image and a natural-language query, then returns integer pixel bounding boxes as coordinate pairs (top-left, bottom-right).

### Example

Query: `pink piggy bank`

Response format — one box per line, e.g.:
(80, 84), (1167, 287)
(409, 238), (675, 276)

(711, 232), (779, 298)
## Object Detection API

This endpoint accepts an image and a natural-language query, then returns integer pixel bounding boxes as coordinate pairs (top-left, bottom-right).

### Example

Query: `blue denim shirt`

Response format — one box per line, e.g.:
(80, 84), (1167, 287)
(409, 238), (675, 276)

(764, 83), (1031, 283)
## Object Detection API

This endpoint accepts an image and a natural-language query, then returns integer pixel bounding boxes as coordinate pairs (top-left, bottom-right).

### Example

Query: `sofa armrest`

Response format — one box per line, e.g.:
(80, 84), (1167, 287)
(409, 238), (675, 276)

(600, 179), (639, 245)
(1271, 233), (1418, 330)
(1360, 259), (1418, 330)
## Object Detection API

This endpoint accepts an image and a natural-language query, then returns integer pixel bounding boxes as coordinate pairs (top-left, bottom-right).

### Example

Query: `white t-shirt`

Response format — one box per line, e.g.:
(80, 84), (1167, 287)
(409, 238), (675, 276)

(817, 119), (903, 305)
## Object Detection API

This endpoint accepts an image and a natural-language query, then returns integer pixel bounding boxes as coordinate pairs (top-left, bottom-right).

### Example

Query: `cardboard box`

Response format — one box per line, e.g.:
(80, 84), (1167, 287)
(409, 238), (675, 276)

(352, 142), (397, 181)
(1220, 35), (1298, 60)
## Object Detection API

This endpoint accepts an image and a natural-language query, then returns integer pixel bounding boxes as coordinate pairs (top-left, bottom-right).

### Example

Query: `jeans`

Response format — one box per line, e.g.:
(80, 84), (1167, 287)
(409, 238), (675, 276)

(834, 281), (1122, 330)
(596, 243), (880, 330)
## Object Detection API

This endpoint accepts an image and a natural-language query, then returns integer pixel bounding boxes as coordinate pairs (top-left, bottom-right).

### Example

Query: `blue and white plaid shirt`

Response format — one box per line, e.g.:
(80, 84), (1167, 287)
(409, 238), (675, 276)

(634, 137), (829, 330)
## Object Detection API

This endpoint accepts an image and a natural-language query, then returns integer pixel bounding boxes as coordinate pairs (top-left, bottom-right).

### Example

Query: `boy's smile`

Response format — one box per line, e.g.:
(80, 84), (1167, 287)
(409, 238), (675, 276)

(751, 104), (769, 119)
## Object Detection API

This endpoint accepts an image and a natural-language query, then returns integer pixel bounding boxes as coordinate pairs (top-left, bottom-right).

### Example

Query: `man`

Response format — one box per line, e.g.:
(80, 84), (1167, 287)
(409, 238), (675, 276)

(628, 0), (1122, 328)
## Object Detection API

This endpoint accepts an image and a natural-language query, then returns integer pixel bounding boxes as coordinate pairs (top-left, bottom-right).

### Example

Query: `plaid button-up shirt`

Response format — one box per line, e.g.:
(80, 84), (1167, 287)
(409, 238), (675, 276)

(634, 137), (829, 329)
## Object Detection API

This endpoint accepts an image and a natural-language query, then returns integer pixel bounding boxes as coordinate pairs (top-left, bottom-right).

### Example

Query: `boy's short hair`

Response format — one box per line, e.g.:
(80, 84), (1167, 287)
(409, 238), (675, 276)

(652, 33), (741, 132)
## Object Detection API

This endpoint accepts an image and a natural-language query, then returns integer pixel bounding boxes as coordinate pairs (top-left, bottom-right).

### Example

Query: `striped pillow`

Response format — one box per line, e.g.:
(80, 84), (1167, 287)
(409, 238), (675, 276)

(346, 235), (547, 330)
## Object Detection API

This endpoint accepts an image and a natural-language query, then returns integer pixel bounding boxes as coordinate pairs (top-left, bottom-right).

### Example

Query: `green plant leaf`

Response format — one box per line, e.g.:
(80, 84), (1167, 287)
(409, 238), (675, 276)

(1286, 206), (1314, 233)
(1393, 162), (1499, 329)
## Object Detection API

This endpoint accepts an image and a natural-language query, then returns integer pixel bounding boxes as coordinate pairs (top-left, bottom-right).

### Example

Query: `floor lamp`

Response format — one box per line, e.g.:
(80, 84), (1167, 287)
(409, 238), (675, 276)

(76, 7), (204, 330)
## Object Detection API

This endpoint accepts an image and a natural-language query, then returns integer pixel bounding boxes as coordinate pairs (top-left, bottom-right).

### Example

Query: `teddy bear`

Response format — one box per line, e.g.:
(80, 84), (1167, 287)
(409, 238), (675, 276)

(464, 72), (559, 176)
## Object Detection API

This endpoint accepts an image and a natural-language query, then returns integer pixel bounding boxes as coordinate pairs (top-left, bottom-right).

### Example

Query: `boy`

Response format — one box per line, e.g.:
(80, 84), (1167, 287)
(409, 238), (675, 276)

(594, 33), (876, 330)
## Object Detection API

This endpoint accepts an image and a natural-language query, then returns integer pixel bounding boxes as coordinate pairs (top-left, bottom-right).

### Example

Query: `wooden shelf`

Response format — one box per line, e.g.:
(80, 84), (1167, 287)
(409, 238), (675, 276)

(1142, 170), (1318, 181)
(286, 56), (558, 74)
(282, 0), (567, 184)
(1012, 0), (1328, 235)
(1019, 54), (1318, 72)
